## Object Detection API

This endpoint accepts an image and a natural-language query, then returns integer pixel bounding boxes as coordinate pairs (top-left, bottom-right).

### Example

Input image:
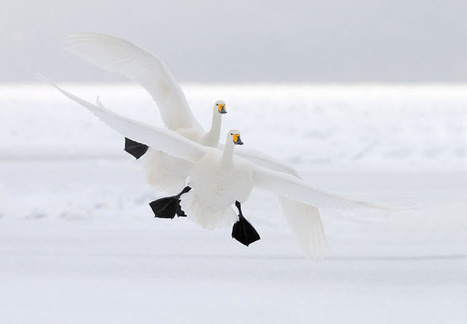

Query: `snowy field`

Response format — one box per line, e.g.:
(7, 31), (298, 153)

(1, 83), (466, 323)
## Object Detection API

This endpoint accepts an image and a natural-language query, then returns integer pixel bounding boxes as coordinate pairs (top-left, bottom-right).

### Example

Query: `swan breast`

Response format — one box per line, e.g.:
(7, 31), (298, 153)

(189, 152), (253, 210)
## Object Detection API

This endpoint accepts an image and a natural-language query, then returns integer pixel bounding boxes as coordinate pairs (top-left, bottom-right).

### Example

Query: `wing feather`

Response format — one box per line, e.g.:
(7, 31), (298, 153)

(253, 165), (395, 210)
(65, 32), (201, 131)
(278, 197), (327, 258)
(48, 81), (205, 162)
(234, 147), (301, 178)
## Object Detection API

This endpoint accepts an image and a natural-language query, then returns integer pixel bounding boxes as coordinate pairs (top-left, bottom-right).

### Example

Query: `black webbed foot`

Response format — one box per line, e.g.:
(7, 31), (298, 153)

(150, 186), (192, 219)
(176, 203), (187, 217)
(232, 216), (261, 246)
(124, 137), (148, 159)
(149, 196), (179, 219)
(231, 201), (260, 246)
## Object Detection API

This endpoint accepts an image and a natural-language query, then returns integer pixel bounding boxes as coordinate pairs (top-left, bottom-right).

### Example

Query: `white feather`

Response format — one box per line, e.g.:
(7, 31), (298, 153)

(65, 33), (231, 193)
(65, 33), (299, 179)
(222, 145), (301, 178)
(143, 149), (192, 194)
(278, 197), (327, 258)
(181, 189), (238, 229)
(65, 32), (200, 131)
(45, 81), (205, 162)
(253, 166), (396, 210)
(47, 83), (402, 256)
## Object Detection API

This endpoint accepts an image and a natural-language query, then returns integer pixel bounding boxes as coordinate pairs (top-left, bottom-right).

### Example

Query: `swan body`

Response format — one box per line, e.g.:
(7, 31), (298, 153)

(49, 83), (396, 256)
(143, 100), (225, 193)
(182, 132), (253, 229)
(66, 33), (227, 193)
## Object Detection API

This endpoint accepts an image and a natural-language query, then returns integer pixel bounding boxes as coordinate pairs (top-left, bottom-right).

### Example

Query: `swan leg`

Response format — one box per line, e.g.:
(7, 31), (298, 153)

(175, 186), (192, 217)
(231, 201), (261, 246)
(149, 186), (191, 219)
(124, 137), (148, 159)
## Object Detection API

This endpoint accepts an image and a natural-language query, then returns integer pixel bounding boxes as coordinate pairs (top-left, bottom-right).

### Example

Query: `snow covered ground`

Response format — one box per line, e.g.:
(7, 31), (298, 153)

(1, 84), (466, 323)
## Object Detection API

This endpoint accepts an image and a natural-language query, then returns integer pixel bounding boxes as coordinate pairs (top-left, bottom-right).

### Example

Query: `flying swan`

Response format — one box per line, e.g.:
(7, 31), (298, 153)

(47, 82), (395, 257)
(65, 32), (233, 222)
(64, 32), (301, 243)
(65, 33), (299, 175)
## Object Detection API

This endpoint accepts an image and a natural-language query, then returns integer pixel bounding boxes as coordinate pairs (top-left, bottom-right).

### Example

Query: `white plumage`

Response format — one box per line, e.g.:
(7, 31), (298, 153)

(47, 83), (395, 256)
(64, 33), (300, 190)
(180, 131), (253, 229)
(65, 32), (200, 132)
(66, 33), (227, 194)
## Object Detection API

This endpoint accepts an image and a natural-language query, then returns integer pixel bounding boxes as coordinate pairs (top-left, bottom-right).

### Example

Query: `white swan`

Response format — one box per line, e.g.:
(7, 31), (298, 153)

(48, 83), (395, 256)
(142, 99), (225, 195)
(64, 32), (302, 228)
(65, 33), (232, 210)
(65, 32), (300, 177)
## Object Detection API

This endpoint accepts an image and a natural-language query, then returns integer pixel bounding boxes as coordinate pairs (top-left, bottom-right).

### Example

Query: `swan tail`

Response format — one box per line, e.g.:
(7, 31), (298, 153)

(180, 191), (237, 229)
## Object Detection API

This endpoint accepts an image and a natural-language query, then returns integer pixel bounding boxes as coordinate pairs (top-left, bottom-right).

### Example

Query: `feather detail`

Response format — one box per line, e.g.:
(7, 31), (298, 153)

(143, 150), (192, 195)
(278, 197), (327, 258)
(65, 32), (200, 131)
(180, 190), (237, 229)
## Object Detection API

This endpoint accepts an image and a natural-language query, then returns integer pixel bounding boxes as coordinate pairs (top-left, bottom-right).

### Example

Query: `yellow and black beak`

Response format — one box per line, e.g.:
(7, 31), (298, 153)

(217, 104), (227, 114)
(233, 133), (243, 145)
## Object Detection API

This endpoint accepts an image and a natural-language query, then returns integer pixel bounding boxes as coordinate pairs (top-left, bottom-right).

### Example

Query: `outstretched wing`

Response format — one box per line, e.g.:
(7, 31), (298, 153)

(65, 32), (202, 131)
(252, 165), (395, 210)
(48, 81), (205, 163)
(234, 147), (301, 178)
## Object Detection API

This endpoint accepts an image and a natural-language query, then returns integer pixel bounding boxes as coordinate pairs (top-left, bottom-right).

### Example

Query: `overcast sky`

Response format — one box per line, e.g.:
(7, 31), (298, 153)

(2, 0), (467, 83)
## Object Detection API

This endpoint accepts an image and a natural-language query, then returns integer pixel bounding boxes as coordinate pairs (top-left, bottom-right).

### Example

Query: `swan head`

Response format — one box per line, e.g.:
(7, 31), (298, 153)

(228, 129), (243, 145)
(215, 100), (227, 114)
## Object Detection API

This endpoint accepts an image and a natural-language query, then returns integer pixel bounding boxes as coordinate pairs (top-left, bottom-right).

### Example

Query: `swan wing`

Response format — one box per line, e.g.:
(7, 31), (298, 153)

(278, 197), (327, 258)
(252, 165), (394, 210)
(49, 82), (205, 162)
(233, 147), (301, 178)
(65, 32), (201, 131)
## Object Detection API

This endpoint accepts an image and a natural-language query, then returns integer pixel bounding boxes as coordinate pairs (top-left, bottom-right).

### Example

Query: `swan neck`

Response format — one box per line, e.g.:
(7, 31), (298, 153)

(203, 108), (222, 147)
(221, 140), (235, 168)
